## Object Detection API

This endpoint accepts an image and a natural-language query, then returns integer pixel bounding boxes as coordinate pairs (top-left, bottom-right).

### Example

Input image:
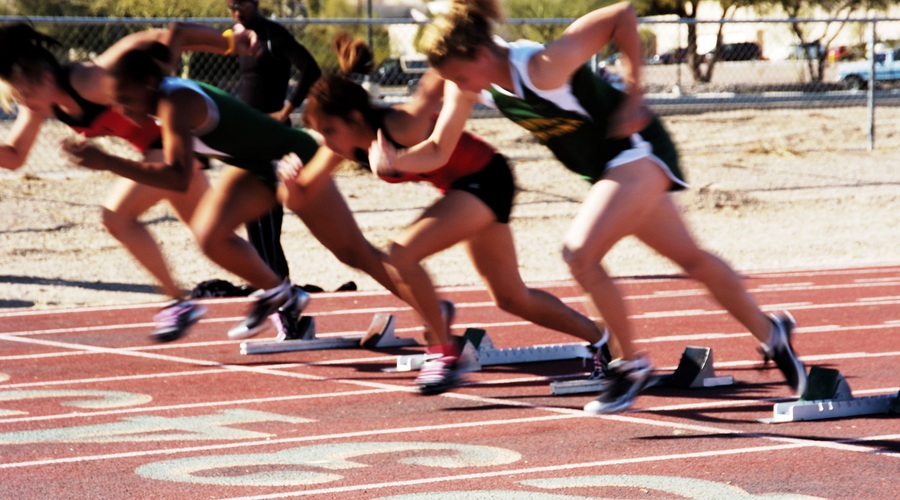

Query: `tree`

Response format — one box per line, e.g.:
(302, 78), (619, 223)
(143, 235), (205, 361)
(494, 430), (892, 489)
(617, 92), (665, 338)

(88, 0), (223, 18)
(503, 0), (616, 44)
(766, 0), (892, 82)
(633, 0), (760, 83)
(636, 0), (893, 84)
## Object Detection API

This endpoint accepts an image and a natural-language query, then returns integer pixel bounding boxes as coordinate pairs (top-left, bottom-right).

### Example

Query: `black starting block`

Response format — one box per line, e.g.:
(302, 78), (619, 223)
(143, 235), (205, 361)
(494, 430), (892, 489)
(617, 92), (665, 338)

(551, 345), (734, 395)
(761, 366), (899, 423)
(240, 313), (418, 354)
(648, 345), (735, 389)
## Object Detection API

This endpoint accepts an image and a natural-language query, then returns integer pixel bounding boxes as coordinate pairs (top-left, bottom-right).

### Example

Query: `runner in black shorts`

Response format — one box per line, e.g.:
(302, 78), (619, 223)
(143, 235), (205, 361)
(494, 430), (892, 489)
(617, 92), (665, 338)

(392, 0), (807, 413)
(280, 34), (609, 395)
(449, 153), (514, 224)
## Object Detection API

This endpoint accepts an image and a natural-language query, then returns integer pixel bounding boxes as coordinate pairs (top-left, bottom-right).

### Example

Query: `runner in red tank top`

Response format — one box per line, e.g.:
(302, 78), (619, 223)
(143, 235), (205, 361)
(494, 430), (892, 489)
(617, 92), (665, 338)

(279, 34), (610, 395)
(0, 23), (254, 341)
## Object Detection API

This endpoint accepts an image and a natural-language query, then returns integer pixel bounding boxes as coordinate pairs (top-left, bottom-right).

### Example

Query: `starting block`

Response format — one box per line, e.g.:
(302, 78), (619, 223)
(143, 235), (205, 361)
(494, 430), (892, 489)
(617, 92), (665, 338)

(240, 313), (418, 354)
(761, 366), (899, 423)
(395, 328), (592, 372)
(551, 345), (734, 395)
(648, 346), (735, 389)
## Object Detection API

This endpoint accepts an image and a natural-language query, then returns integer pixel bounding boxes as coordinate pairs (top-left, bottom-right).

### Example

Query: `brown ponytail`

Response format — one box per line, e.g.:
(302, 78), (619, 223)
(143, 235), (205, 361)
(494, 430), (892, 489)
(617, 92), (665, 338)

(332, 32), (374, 77)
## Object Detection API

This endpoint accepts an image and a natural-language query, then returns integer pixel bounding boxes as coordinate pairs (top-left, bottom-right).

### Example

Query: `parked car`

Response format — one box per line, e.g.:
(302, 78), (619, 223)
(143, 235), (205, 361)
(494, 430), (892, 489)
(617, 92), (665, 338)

(837, 46), (900, 90)
(373, 55), (428, 92)
(705, 42), (763, 62)
(771, 42), (821, 61)
(651, 47), (689, 65)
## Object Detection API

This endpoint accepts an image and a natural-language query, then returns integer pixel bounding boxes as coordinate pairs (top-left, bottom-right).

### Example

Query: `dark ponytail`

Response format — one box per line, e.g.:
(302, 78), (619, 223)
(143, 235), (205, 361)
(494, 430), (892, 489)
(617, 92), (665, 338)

(0, 23), (62, 81)
(0, 23), (63, 111)
(303, 34), (380, 131)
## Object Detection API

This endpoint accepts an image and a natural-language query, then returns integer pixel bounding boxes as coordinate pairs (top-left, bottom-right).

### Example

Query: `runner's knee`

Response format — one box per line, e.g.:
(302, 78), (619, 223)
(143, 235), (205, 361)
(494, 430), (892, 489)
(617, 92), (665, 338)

(100, 207), (137, 239)
(386, 242), (422, 276)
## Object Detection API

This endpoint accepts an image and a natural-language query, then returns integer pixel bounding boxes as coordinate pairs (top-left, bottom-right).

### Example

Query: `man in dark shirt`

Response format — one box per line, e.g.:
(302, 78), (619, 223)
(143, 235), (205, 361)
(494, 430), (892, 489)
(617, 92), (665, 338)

(228, 0), (322, 280)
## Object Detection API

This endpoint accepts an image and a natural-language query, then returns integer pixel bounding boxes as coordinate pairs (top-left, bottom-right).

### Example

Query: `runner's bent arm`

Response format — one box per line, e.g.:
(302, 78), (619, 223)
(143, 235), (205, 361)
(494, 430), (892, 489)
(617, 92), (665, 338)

(278, 146), (344, 210)
(530, 2), (642, 92)
(379, 80), (478, 174)
(61, 92), (197, 191)
(271, 25), (322, 122)
(0, 106), (47, 170)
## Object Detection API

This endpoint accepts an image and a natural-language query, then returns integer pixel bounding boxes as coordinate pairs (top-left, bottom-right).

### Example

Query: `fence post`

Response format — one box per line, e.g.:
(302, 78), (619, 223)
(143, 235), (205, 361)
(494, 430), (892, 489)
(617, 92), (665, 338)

(867, 20), (876, 151)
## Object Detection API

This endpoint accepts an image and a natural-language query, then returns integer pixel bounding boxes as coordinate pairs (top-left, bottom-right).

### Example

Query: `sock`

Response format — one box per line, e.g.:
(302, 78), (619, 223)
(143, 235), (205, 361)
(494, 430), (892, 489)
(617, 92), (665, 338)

(426, 341), (459, 358)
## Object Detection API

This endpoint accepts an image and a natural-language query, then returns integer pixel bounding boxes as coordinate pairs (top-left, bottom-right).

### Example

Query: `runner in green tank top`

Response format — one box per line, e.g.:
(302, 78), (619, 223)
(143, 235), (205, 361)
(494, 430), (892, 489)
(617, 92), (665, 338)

(368, 0), (807, 414)
(63, 44), (398, 343)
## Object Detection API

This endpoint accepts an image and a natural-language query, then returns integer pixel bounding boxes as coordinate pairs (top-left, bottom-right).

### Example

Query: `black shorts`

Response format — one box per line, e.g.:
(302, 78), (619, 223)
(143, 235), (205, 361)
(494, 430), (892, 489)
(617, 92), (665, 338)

(449, 153), (515, 224)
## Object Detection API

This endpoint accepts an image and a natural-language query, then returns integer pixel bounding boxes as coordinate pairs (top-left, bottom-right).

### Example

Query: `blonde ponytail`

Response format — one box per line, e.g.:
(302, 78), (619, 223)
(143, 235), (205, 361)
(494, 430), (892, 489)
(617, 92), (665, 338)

(420, 0), (504, 67)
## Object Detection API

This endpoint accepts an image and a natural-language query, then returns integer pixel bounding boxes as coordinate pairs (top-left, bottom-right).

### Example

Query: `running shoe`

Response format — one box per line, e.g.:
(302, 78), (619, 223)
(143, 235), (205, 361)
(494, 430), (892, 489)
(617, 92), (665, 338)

(271, 310), (300, 341)
(151, 299), (206, 343)
(271, 288), (309, 341)
(760, 311), (807, 396)
(416, 355), (462, 395)
(588, 339), (613, 383)
(228, 281), (309, 340)
(583, 355), (653, 414)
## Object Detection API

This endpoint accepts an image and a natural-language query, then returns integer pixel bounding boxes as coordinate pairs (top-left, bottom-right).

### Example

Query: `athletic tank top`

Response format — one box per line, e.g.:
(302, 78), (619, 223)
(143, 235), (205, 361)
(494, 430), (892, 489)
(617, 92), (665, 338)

(485, 39), (632, 181)
(158, 78), (319, 173)
(52, 65), (160, 153)
(355, 109), (495, 192)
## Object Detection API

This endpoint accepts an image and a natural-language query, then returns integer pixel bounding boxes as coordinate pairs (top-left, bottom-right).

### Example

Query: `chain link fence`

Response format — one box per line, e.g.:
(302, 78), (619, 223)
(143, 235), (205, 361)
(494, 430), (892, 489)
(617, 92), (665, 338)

(1, 15), (899, 179)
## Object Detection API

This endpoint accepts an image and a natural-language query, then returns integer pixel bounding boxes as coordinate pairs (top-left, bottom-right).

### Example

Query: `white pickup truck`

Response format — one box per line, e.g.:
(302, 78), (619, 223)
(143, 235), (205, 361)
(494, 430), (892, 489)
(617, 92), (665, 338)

(837, 47), (900, 89)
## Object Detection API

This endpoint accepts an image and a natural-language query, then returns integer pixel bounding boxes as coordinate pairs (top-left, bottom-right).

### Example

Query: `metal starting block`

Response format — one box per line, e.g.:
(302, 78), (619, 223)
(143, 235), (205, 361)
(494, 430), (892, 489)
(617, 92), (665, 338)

(395, 328), (592, 372)
(551, 345), (734, 395)
(240, 313), (417, 354)
(761, 366), (899, 423)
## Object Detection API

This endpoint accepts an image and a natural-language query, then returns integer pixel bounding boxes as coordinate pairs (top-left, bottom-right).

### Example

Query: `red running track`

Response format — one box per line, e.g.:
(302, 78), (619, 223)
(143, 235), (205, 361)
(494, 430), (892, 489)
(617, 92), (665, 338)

(0, 264), (897, 499)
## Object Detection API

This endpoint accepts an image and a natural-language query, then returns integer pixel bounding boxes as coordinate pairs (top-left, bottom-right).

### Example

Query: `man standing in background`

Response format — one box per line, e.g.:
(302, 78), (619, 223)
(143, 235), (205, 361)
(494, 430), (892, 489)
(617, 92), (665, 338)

(228, 0), (321, 282)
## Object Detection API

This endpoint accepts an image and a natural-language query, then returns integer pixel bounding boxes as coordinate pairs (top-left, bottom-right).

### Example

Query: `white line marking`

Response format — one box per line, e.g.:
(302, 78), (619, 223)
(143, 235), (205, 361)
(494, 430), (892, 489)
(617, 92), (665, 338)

(223, 436), (900, 499)
(0, 389), (394, 425)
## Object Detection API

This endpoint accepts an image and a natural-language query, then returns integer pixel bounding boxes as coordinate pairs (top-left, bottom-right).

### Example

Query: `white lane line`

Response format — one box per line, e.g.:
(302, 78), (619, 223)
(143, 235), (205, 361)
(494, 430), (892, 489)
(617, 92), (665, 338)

(0, 388), (394, 425)
(2, 262), (894, 318)
(2, 323), (896, 381)
(0, 334), (418, 396)
(3, 276), (899, 338)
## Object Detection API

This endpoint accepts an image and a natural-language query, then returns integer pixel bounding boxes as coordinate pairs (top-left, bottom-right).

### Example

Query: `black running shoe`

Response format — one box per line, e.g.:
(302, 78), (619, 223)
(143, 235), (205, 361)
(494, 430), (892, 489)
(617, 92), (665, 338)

(584, 355), (653, 414)
(271, 289), (311, 341)
(588, 340), (613, 383)
(151, 299), (206, 343)
(761, 311), (807, 396)
(229, 282), (308, 340)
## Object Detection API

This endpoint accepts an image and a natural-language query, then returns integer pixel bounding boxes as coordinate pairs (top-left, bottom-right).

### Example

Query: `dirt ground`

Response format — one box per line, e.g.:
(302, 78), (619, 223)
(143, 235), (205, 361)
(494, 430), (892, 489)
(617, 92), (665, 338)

(1, 107), (898, 311)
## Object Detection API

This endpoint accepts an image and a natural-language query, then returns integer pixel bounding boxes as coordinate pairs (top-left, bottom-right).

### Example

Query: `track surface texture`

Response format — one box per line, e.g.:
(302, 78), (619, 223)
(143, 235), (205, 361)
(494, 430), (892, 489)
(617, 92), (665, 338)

(1, 264), (898, 499)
